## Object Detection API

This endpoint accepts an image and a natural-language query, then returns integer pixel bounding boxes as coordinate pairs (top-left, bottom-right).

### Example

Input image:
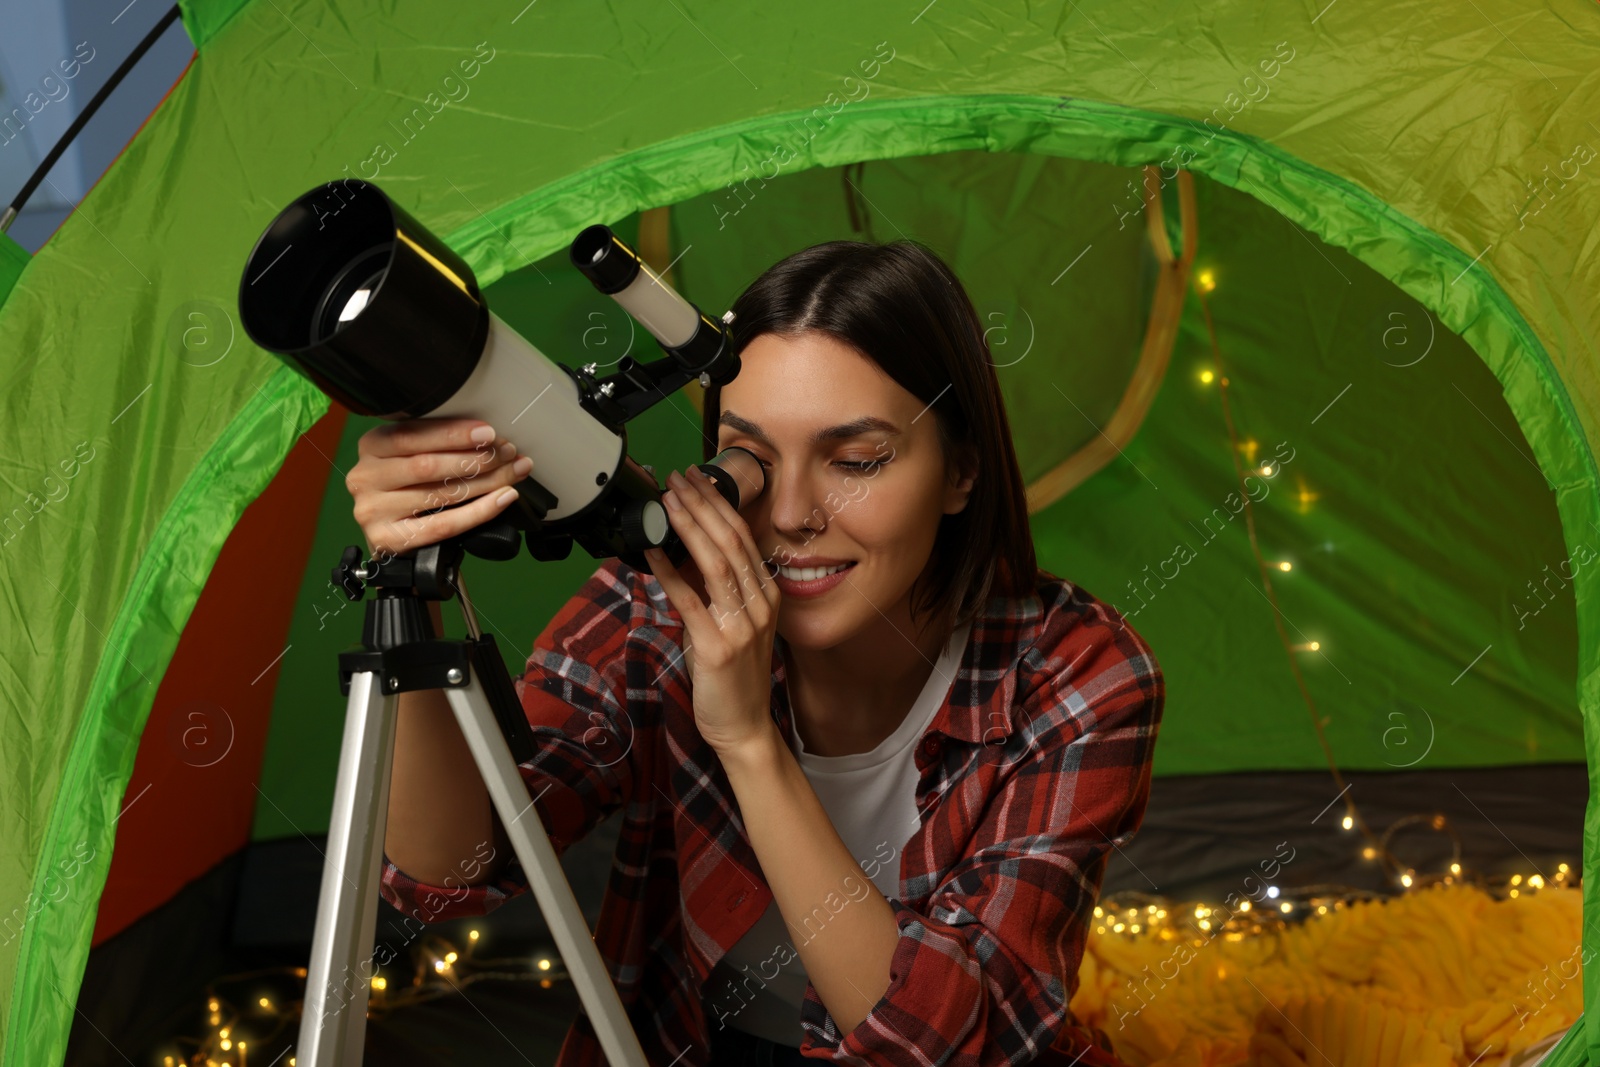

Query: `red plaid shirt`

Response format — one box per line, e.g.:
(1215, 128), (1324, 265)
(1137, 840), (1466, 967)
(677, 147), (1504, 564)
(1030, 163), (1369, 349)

(380, 557), (1163, 1066)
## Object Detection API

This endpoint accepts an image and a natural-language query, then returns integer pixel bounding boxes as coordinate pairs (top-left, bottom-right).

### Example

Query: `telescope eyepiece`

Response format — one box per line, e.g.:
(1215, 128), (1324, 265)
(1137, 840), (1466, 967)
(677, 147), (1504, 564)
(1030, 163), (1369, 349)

(570, 225), (640, 294)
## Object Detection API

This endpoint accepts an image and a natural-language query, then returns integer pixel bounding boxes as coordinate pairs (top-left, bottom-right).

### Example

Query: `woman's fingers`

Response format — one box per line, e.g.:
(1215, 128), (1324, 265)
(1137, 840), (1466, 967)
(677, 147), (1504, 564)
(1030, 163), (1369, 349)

(663, 472), (764, 630)
(645, 545), (716, 637)
(683, 466), (779, 612)
(346, 416), (532, 558)
(361, 437), (515, 494)
(370, 478), (523, 559)
(359, 417), (496, 461)
(379, 449), (530, 513)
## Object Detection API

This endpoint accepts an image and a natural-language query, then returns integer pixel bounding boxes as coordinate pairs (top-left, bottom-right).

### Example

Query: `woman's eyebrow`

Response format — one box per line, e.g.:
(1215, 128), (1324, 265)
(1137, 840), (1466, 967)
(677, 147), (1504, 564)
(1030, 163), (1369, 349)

(719, 410), (902, 446)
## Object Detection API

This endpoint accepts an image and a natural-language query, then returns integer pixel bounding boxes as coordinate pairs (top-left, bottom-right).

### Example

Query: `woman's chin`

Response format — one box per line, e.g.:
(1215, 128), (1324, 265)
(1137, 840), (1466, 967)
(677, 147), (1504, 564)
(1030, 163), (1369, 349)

(776, 615), (852, 655)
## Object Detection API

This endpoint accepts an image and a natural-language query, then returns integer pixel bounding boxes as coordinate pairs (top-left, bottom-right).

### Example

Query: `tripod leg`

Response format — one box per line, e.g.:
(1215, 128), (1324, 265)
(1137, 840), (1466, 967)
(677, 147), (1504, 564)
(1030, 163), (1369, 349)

(295, 670), (397, 1067)
(444, 677), (651, 1067)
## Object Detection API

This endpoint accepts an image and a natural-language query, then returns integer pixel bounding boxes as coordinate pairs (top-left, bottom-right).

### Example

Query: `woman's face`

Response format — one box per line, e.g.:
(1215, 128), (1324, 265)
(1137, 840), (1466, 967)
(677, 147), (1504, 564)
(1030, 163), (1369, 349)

(716, 330), (976, 652)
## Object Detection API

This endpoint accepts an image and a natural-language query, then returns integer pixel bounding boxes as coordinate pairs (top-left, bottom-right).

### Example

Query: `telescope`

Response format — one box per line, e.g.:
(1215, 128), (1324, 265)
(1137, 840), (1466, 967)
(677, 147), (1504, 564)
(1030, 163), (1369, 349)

(237, 177), (765, 573)
(234, 180), (765, 1067)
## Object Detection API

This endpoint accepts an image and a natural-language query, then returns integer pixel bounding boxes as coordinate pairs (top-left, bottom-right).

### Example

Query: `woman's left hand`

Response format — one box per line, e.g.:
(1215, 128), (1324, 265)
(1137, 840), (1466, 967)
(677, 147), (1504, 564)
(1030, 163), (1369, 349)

(646, 466), (782, 757)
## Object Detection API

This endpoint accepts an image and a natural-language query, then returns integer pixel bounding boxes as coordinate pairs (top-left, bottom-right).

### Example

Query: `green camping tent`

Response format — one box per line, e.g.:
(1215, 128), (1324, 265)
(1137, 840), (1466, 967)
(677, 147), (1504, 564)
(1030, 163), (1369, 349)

(1, 0), (1596, 1063)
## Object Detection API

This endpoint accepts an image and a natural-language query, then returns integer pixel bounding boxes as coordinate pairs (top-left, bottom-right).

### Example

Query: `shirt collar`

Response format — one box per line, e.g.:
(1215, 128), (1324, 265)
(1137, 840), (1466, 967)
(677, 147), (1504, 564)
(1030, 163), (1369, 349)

(762, 582), (1046, 748)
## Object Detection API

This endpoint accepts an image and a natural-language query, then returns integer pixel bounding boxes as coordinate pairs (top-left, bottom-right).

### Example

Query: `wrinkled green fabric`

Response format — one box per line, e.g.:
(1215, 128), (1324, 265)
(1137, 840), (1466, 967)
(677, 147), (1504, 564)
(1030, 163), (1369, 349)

(0, 234), (26, 307)
(4, 0), (1598, 1063)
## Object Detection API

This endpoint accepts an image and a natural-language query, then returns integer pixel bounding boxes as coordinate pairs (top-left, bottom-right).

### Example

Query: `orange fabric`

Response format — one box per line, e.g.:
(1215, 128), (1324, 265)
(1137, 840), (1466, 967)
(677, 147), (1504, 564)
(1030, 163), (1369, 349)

(92, 405), (348, 945)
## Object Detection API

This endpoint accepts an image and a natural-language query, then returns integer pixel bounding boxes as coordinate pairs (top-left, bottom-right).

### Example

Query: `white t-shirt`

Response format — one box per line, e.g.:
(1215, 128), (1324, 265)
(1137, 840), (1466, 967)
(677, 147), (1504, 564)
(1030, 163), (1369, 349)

(702, 618), (974, 1046)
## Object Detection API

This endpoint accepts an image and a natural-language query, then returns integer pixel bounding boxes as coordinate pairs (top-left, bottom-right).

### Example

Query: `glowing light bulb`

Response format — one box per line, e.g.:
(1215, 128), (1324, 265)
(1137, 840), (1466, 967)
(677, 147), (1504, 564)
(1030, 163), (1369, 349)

(1200, 369), (1215, 384)
(221, 1039), (232, 1051)
(1342, 815), (1353, 831)
(1199, 919), (1211, 930)
(258, 997), (270, 1009)
(445, 951), (458, 964)
(1259, 463), (1275, 476)
(1529, 874), (1544, 889)
(372, 977), (387, 991)
(1511, 874), (1522, 886)
(1362, 846), (1376, 860)
(1277, 561), (1292, 571)
(470, 930), (480, 941)
(1266, 885), (1280, 899)
(1400, 872), (1413, 887)
(1279, 902), (1292, 913)
(1450, 863), (1461, 875)
(1197, 269), (1216, 293)
(1239, 901), (1251, 912)
(1130, 923), (1141, 933)
(1094, 906), (1103, 918)
(538, 958), (552, 971)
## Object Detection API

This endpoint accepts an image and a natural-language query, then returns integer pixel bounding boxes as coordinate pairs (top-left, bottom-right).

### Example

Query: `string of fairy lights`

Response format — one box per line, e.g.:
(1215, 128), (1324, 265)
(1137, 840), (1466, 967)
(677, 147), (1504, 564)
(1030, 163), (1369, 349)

(147, 258), (1581, 1066)
(1107, 262), (1580, 927)
(1094, 861), (1579, 943)
(153, 928), (571, 1066)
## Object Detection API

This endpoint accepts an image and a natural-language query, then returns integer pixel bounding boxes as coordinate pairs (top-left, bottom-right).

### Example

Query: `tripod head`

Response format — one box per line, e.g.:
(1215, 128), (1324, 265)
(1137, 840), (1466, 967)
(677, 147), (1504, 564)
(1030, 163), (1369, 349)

(331, 518), (522, 606)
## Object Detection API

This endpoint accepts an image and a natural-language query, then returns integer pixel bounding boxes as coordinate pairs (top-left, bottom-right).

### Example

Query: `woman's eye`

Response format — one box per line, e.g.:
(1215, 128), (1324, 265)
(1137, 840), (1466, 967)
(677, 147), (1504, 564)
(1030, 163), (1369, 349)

(723, 451), (882, 473)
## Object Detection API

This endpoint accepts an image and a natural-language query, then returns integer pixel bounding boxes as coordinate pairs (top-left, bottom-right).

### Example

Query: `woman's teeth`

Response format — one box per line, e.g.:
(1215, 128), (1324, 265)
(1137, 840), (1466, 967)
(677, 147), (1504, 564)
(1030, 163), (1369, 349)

(776, 562), (854, 581)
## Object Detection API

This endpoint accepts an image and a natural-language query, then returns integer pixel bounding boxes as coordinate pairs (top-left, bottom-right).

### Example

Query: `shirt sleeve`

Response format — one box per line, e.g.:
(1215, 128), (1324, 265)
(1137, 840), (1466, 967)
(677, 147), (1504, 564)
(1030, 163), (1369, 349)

(378, 559), (642, 923)
(796, 610), (1165, 1065)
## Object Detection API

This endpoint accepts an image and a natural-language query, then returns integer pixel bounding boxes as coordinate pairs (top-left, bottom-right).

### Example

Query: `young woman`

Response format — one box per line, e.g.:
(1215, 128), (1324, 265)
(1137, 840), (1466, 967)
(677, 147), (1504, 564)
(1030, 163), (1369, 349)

(353, 239), (1165, 1067)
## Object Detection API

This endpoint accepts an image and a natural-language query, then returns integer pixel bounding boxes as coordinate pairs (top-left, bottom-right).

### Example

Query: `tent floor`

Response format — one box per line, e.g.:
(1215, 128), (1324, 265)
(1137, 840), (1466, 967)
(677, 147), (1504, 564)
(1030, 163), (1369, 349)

(68, 762), (1585, 1065)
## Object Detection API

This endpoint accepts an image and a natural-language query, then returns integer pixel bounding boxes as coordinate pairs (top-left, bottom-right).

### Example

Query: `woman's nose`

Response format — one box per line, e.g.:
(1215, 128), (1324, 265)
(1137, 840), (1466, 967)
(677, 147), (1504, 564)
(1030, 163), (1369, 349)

(767, 467), (830, 538)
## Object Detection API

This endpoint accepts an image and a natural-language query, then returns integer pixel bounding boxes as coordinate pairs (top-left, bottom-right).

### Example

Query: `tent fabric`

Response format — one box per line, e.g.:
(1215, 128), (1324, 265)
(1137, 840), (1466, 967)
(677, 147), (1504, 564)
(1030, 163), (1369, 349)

(0, 235), (26, 307)
(2, 2), (1598, 1064)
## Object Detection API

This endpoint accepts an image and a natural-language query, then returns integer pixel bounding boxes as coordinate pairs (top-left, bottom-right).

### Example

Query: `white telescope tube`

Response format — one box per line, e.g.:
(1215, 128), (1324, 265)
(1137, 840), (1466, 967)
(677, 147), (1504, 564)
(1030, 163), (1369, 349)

(430, 310), (625, 522)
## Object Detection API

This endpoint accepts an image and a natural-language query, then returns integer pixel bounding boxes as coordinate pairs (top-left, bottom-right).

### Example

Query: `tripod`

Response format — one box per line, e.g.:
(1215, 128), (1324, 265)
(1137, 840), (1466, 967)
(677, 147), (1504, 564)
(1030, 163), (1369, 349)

(294, 528), (648, 1067)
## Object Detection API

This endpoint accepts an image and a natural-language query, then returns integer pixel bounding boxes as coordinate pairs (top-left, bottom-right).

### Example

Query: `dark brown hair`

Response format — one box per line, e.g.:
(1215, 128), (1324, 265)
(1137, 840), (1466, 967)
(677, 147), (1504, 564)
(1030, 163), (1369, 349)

(700, 238), (1038, 634)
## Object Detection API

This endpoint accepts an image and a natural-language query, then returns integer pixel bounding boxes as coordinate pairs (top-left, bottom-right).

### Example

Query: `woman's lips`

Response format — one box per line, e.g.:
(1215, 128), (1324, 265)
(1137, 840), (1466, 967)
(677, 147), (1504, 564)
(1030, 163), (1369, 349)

(771, 561), (857, 598)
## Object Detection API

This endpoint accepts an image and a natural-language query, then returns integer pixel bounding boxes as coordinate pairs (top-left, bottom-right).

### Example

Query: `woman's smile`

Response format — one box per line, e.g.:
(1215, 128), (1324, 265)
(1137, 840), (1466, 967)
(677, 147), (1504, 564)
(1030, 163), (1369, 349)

(771, 560), (858, 598)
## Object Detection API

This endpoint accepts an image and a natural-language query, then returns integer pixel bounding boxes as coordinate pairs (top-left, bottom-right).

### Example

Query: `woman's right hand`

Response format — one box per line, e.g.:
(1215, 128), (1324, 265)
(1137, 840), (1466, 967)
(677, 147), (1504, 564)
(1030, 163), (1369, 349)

(346, 418), (533, 560)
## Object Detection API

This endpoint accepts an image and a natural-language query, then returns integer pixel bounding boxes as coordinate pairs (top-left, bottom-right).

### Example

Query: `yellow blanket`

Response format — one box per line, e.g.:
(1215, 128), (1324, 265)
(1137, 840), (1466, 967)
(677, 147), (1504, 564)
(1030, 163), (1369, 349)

(1068, 884), (1582, 1066)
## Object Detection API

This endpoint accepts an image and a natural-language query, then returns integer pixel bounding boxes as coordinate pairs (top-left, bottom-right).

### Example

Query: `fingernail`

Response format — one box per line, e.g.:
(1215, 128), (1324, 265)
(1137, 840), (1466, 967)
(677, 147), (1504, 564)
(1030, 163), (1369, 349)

(471, 425), (495, 444)
(513, 456), (533, 476)
(664, 490), (681, 510)
(495, 488), (518, 506)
